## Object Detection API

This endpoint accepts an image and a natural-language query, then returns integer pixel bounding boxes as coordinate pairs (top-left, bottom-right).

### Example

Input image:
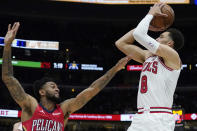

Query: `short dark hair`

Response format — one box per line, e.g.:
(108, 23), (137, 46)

(33, 77), (56, 99)
(166, 28), (184, 51)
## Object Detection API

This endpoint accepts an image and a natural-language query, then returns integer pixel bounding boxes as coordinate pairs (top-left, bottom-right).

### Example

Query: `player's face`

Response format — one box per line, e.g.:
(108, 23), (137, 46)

(43, 81), (61, 103)
(156, 32), (172, 45)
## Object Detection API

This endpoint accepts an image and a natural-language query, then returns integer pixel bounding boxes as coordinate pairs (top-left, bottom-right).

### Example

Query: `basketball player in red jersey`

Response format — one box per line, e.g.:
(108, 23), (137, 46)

(115, 3), (184, 131)
(2, 22), (130, 131)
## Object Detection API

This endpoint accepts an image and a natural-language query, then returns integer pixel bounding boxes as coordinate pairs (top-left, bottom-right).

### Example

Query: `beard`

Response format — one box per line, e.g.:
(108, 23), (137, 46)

(46, 92), (61, 104)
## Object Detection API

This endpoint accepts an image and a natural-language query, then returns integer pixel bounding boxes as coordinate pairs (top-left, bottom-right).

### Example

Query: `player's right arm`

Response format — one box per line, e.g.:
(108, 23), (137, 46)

(133, 3), (181, 70)
(2, 23), (37, 112)
(60, 57), (130, 116)
(115, 29), (148, 64)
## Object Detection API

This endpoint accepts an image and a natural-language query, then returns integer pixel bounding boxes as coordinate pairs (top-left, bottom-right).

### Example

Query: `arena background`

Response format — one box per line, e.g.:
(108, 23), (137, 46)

(0, 0), (197, 130)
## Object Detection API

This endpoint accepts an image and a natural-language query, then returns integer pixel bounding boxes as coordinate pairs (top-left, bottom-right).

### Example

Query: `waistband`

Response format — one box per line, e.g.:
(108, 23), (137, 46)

(138, 107), (172, 114)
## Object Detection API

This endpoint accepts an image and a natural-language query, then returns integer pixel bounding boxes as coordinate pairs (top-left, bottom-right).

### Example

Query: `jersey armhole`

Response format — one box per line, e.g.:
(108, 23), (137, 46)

(158, 57), (174, 71)
(22, 104), (39, 123)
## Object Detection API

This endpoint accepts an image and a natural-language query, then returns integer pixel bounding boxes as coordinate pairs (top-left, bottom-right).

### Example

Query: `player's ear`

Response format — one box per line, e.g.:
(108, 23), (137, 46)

(167, 40), (174, 48)
(39, 89), (45, 96)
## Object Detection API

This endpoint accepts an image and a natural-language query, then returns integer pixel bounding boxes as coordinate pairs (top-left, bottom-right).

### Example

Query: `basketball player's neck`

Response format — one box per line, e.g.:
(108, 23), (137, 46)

(40, 97), (56, 112)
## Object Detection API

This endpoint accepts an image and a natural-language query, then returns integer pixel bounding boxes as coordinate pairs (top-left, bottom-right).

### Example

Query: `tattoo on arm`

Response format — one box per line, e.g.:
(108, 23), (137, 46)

(2, 49), (13, 77)
(65, 56), (129, 113)
(69, 66), (117, 112)
(6, 78), (27, 102)
(90, 66), (117, 90)
(2, 46), (27, 104)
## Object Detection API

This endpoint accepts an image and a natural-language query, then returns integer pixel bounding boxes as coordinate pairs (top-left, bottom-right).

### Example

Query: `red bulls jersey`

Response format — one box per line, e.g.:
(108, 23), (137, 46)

(137, 56), (181, 108)
(22, 104), (64, 131)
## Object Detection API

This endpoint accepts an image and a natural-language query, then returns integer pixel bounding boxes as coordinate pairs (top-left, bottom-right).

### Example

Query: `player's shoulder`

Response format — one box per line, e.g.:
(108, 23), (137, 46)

(23, 94), (38, 113)
(27, 94), (38, 107)
(59, 98), (74, 115)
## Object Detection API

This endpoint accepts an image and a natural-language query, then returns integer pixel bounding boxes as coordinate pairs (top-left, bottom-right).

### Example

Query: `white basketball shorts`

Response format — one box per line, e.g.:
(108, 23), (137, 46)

(127, 113), (175, 131)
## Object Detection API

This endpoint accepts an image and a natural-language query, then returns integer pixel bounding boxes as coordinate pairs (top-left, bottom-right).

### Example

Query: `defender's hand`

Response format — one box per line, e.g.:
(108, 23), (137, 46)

(115, 56), (131, 72)
(4, 22), (20, 45)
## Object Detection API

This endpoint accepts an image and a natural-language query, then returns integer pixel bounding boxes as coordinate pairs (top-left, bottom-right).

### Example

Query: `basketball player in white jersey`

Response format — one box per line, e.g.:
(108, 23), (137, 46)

(115, 3), (184, 131)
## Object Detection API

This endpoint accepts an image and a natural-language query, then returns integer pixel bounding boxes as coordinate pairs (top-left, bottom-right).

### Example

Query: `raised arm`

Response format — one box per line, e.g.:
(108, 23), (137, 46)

(115, 29), (148, 64)
(133, 3), (181, 69)
(2, 22), (36, 109)
(60, 56), (130, 115)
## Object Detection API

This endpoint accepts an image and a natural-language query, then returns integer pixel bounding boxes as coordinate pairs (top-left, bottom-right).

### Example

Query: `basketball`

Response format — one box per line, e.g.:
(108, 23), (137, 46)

(150, 4), (175, 31)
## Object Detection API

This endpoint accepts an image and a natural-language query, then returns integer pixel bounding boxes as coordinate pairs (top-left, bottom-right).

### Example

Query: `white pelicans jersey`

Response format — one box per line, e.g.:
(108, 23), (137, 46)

(137, 55), (181, 109)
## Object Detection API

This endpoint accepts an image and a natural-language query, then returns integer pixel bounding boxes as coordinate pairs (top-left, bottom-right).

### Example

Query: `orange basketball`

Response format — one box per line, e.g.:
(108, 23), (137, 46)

(150, 4), (175, 31)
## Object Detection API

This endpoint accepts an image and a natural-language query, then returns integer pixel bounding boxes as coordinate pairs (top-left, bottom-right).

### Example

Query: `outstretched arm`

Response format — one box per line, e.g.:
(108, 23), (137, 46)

(2, 22), (36, 109)
(60, 56), (130, 115)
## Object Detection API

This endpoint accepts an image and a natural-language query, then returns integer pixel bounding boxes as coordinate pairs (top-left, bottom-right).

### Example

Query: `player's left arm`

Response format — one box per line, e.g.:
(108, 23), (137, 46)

(133, 3), (181, 69)
(60, 56), (130, 115)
